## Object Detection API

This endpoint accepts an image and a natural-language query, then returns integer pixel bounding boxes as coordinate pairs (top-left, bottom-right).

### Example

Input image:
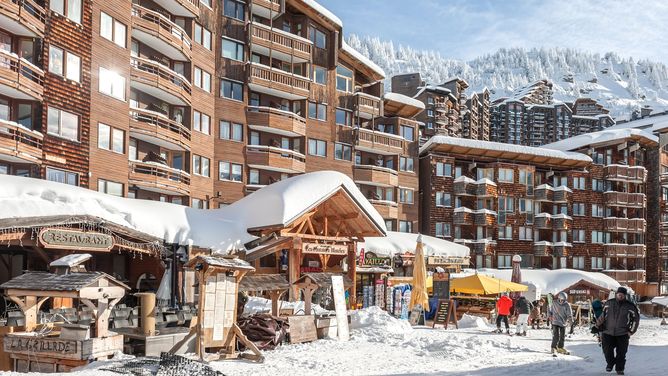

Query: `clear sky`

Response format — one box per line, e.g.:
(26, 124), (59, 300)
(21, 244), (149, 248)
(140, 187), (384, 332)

(318, 0), (668, 63)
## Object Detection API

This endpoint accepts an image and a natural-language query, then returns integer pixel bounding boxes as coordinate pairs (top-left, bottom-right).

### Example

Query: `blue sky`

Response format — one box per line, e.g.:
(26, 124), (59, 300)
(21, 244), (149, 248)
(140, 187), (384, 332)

(318, 0), (668, 63)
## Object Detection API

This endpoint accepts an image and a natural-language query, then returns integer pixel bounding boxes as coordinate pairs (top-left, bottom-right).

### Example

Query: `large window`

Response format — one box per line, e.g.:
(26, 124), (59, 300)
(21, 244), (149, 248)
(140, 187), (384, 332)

(193, 111), (211, 135)
(308, 139), (326, 157)
(99, 67), (125, 100)
(221, 79), (243, 101)
(498, 226), (513, 240)
(335, 65), (353, 92)
(308, 102), (327, 121)
(498, 168), (514, 183)
(98, 179), (123, 197)
(194, 24), (212, 50)
(572, 176), (586, 190)
(220, 121), (243, 142)
(194, 67), (211, 92)
(592, 204), (604, 217)
(100, 12), (126, 48)
(50, 0), (81, 23)
(219, 161), (242, 182)
(573, 202), (585, 216)
(591, 257), (604, 270)
(435, 222), (451, 238)
(97, 123), (124, 154)
(222, 38), (244, 61)
(334, 143), (352, 161)
(399, 220), (412, 233)
(519, 226), (532, 240)
(436, 162), (452, 177)
(400, 125), (414, 141)
(48, 46), (80, 82)
(47, 107), (78, 141)
(312, 65), (327, 85)
(223, 0), (245, 20)
(335, 108), (351, 126)
(309, 26), (327, 49)
(498, 255), (512, 268)
(399, 188), (414, 204)
(572, 229), (585, 243)
(192, 155), (210, 177)
(435, 191), (451, 207)
(46, 167), (78, 186)
(400, 156), (414, 172)
(572, 256), (585, 270)
(591, 230), (605, 244)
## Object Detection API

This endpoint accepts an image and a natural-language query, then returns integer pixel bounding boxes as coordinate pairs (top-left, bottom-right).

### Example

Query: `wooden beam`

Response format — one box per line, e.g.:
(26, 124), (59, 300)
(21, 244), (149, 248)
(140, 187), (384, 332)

(306, 217), (316, 235)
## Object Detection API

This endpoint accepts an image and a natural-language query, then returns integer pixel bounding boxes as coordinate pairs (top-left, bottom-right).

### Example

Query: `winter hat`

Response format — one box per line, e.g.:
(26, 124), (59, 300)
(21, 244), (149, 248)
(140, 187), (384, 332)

(558, 292), (568, 300)
(617, 286), (628, 295)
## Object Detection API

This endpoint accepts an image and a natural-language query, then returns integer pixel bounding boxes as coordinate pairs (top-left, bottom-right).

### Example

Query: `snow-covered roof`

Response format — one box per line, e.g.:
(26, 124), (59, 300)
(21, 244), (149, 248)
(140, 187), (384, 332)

(607, 113), (668, 133)
(340, 40), (385, 79)
(453, 268), (620, 295)
(358, 231), (470, 259)
(301, 0), (342, 28)
(542, 128), (658, 152)
(383, 92), (425, 110)
(652, 295), (668, 307)
(420, 136), (592, 165)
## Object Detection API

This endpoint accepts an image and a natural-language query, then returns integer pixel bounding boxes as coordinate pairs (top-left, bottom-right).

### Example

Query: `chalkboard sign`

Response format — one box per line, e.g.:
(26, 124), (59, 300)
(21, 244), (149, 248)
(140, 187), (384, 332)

(432, 299), (458, 329)
(432, 273), (450, 300)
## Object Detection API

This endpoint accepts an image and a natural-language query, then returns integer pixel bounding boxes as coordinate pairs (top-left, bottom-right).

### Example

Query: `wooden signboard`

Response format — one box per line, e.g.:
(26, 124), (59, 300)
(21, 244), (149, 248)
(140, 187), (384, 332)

(302, 242), (347, 255)
(38, 229), (114, 251)
(288, 315), (318, 344)
(3, 334), (123, 361)
(432, 299), (458, 329)
(432, 272), (450, 301)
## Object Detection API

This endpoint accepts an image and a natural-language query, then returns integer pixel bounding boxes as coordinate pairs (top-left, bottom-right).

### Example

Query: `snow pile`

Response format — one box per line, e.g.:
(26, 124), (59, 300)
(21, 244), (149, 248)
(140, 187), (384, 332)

(359, 231), (470, 258)
(457, 314), (492, 330)
(543, 128), (657, 151)
(243, 297), (331, 316)
(350, 306), (412, 337)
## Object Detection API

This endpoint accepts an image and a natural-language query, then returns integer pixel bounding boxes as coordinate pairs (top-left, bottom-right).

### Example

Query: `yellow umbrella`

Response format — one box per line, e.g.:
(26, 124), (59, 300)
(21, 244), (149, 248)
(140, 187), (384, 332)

(410, 234), (430, 312)
(450, 273), (528, 295)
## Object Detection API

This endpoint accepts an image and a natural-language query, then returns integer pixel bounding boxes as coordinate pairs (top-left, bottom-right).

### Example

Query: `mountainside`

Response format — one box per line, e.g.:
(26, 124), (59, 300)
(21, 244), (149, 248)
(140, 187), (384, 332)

(346, 35), (668, 119)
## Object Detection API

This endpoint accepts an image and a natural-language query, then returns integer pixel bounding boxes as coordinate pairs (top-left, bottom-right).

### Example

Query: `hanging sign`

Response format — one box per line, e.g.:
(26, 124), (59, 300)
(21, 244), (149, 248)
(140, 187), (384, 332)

(363, 252), (391, 267)
(302, 242), (347, 255)
(39, 229), (114, 251)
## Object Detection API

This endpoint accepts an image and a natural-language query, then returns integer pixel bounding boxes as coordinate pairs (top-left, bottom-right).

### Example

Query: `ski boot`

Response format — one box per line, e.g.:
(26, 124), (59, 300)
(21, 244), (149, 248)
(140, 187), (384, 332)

(557, 348), (570, 355)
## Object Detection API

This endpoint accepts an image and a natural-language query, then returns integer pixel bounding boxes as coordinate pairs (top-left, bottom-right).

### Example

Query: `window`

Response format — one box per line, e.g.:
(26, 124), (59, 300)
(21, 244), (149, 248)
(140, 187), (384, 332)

(46, 167), (78, 186)
(48, 46), (80, 82)
(97, 123), (124, 153)
(308, 139), (327, 157)
(309, 26), (327, 49)
(99, 67), (125, 100)
(591, 256), (604, 270)
(498, 255), (512, 268)
(592, 204), (604, 217)
(400, 125), (415, 141)
(312, 66), (327, 85)
(572, 229), (585, 243)
(334, 143), (352, 161)
(51, 0), (81, 23)
(221, 79), (243, 101)
(572, 256), (585, 270)
(223, 0), (244, 20)
(591, 230), (605, 244)
(573, 202), (585, 216)
(193, 111), (211, 135)
(435, 222), (451, 238)
(47, 107), (78, 141)
(220, 121), (243, 141)
(191, 198), (209, 209)
(400, 157), (414, 172)
(498, 226), (512, 240)
(399, 188), (414, 204)
(219, 161), (243, 182)
(477, 168), (494, 180)
(192, 155), (210, 177)
(592, 178), (604, 192)
(248, 169), (259, 184)
(335, 65), (353, 92)
(436, 162), (452, 177)
(194, 67), (211, 92)
(399, 220), (412, 233)
(426, 109), (434, 117)
(498, 168), (514, 183)
(519, 226), (532, 240)
(519, 198), (533, 213)
(498, 196), (514, 212)
(194, 24), (212, 50)
(221, 38), (243, 61)
(98, 179), (123, 197)
(435, 192), (451, 207)
(335, 108), (352, 126)
(307, 102), (327, 121)
(572, 176), (586, 190)
(100, 12), (125, 47)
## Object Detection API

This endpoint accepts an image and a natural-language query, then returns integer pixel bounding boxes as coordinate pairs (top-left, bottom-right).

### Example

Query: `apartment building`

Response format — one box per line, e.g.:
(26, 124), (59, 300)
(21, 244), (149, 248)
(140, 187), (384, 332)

(420, 130), (659, 294)
(0, 1), (420, 232)
(569, 98), (615, 136)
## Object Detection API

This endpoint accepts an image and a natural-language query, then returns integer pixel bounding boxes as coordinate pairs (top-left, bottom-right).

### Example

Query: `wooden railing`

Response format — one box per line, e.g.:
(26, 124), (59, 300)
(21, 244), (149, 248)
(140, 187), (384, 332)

(355, 92), (381, 113)
(131, 56), (192, 95)
(604, 164), (647, 182)
(246, 106), (307, 128)
(248, 62), (310, 93)
(251, 22), (312, 56)
(129, 107), (191, 146)
(603, 270), (645, 284)
(246, 144), (305, 162)
(129, 161), (190, 185)
(604, 217), (646, 232)
(604, 192), (646, 208)
(132, 5), (191, 50)
(154, 0), (200, 15)
(0, 48), (44, 99)
(356, 128), (404, 149)
(604, 244), (646, 258)
(0, 119), (43, 161)
(5, 0), (46, 24)
(251, 0), (281, 12)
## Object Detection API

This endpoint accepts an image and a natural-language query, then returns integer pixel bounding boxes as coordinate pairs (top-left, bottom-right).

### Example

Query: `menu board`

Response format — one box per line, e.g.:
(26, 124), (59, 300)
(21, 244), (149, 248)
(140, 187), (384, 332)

(432, 299), (458, 329)
(432, 273), (450, 300)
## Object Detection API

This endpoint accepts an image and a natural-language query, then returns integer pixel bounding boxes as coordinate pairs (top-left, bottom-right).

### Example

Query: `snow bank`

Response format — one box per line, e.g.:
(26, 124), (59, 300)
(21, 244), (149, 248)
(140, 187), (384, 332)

(543, 128), (658, 151)
(359, 231), (470, 258)
(457, 314), (492, 330)
(350, 306), (412, 338)
(243, 296), (331, 316)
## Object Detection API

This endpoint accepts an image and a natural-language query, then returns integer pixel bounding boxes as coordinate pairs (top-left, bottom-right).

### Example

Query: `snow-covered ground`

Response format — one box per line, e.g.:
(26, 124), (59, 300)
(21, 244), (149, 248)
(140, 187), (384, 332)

(5, 307), (666, 376)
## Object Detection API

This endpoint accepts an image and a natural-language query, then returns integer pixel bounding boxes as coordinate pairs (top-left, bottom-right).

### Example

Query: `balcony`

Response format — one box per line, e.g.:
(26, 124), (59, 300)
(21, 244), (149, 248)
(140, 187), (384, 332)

(246, 106), (306, 137)
(353, 92), (382, 119)
(245, 145), (306, 174)
(129, 107), (191, 151)
(0, 49), (44, 100)
(534, 213), (552, 229)
(604, 244), (646, 258)
(604, 164), (647, 183)
(369, 199), (398, 218)
(152, 0), (200, 17)
(474, 179), (497, 197)
(128, 160), (190, 196)
(0, 0), (45, 38)
(552, 186), (571, 203)
(250, 0), (281, 18)
(0, 119), (42, 163)
(131, 5), (192, 61)
(553, 242), (571, 257)
(130, 57), (191, 106)
(603, 270), (646, 284)
(533, 241), (553, 257)
(472, 240), (494, 255)
(354, 128), (404, 155)
(353, 165), (398, 188)
(552, 214), (572, 230)
(604, 217), (646, 233)
(534, 184), (553, 201)
(247, 62), (310, 100)
(250, 22), (312, 63)
(453, 176), (475, 196)
(604, 192), (646, 208)
(453, 208), (474, 225)
(473, 209), (496, 226)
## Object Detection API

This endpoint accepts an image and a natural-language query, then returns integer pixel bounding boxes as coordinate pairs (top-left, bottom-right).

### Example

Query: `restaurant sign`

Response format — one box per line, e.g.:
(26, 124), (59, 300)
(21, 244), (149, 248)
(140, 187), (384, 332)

(428, 256), (467, 265)
(4, 336), (78, 355)
(302, 242), (347, 255)
(39, 229), (114, 251)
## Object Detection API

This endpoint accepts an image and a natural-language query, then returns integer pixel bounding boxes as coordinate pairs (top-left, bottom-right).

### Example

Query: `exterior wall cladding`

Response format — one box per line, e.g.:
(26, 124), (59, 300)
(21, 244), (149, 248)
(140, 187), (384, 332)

(0, 0), (420, 233)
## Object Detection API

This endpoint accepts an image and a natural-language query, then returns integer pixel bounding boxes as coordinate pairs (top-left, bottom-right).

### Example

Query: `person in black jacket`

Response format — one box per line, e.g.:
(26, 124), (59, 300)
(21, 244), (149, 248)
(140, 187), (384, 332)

(514, 296), (533, 336)
(596, 287), (640, 375)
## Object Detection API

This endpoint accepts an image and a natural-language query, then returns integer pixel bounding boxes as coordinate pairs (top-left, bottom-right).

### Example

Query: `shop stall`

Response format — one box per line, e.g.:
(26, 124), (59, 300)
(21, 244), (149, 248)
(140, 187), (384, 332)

(239, 274), (290, 316)
(356, 250), (393, 309)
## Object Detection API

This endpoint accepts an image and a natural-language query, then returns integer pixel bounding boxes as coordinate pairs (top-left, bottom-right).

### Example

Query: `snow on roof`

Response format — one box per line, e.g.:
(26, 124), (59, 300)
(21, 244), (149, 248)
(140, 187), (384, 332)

(301, 0), (342, 28)
(607, 113), (668, 133)
(420, 136), (592, 163)
(413, 85), (452, 99)
(542, 128), (658, 152)
(652, 295), (668, 307)
(383, 92), (425, 110)
(453, 268), (620, 295)
(358, 231), (470, 259)
(341, 40), (385, 79)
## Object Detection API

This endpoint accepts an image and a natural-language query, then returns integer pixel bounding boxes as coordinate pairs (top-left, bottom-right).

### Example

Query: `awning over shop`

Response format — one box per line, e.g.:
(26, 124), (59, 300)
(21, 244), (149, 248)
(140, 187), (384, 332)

(359, 231), (469, 261)
(450, 273), (528, 295)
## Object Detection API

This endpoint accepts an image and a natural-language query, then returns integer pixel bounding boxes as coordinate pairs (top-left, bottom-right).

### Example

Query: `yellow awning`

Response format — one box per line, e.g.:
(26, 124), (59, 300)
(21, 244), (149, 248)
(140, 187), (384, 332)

(450, 273), (528, 295)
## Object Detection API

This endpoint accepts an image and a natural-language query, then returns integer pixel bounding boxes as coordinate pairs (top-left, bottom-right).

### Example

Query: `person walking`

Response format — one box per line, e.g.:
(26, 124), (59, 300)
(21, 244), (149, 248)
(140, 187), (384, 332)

(596, 287), (640, 375)
(591, 298), (604, 345)
(548, 292), (573, 355)
(495, 293), (513, 334)
(514, 295), (533, 336)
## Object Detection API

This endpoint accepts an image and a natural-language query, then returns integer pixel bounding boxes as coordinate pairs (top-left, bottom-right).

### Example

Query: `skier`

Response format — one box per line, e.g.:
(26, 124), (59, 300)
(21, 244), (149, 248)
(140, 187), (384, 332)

(530, 299), (545, 329)
(548, 292), (573, 355)
(596, 287), (640, 375)
(495, 293), (513, 334)
(514, 295), (533, 336)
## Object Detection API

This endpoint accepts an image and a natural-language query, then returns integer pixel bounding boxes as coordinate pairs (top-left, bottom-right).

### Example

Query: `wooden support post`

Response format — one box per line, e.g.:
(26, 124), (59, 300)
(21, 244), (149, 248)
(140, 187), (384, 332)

(303, 286), (314, 316)
(289, 238), (301, 301)
(347, 243), (357, 309)
(268, 290), (282, 316)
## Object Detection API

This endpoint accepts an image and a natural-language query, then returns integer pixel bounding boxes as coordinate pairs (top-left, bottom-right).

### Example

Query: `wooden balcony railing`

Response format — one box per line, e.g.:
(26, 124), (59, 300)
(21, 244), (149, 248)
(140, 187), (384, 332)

(250, 22), (312, 61)
(552, 214), (572, 230)
(604, 164), (647, 183)
(245, 145), (306, 174)
(248, 62), (310, 98)
(352, 164), (398, 187)
(474, 179), (497, 197)
(604, 191), (646, 208)
(603, 270), (645, 284)
(0, 119), (42, 163)
(129, 160), (190, 196)
(534, 184), (553, 201)
(131, 56), (191, 105)
(355, 128), (405, 154)
(473, 209), (496, 226)
(246, 106), (306, 137)
(152, 0), (200, 17)
(0, 48), (44, 100)
(533, 241), (553, 257)
(0, 0), (46, 37)
(604, 244), (646, 258)
(604, 217), (646, 233)
(368, 199), (399, 219)
(129, 107), (191, 151)
(453, 177), (476, 196)
(453, 208), (474, 225)
(552, 186), (571, 203)
(534, 214), (552, 229)
(354, 92), (382, 118)
(131, 5), (192, 60)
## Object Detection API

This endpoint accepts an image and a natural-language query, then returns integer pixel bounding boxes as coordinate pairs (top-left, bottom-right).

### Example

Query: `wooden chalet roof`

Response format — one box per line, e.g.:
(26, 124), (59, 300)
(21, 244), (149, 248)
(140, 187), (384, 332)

(293, 272), (353, 288)
(185, 255), (255, 271)
(383, 92), (424, 118)
(0, 271), (130, 292)
(239, 274), (290, 292)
